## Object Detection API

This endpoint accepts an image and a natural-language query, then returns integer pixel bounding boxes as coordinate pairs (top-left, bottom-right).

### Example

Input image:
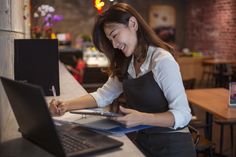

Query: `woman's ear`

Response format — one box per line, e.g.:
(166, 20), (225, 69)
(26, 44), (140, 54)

(128, 16), (138, 31)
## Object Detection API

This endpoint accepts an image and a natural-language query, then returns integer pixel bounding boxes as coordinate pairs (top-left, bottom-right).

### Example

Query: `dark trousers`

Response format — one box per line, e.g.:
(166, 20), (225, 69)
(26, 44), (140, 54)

(135, 132), (196, 157)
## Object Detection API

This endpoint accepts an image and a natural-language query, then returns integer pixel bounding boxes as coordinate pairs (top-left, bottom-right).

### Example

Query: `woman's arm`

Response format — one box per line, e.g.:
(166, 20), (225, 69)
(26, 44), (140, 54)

(141, 111), (175, 127)
(113, 106), (175, 128)
(64, 94), (98, 110)
(154, 57), (192, 129)
(49, 76), (123, 116)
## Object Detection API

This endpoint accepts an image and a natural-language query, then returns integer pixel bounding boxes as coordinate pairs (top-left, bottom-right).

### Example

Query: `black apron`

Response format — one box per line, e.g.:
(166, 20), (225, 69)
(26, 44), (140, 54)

(123, 71), (196, 157)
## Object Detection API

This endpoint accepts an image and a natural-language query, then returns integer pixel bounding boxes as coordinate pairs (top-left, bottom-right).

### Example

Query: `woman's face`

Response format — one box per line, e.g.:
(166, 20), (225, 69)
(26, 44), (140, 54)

(104, 17), (138, 57)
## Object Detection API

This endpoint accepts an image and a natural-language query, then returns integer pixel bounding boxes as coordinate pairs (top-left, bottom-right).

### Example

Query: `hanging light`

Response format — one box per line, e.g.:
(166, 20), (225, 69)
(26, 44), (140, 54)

(94, 0), (105, 14)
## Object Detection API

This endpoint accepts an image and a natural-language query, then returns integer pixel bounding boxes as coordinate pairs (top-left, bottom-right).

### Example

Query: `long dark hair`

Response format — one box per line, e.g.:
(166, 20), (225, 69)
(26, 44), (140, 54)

(92, 3), (174, 81)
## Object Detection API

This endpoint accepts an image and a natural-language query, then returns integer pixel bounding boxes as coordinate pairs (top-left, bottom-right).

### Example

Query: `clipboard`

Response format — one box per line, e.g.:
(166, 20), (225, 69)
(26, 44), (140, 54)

(54, 111), (154, 136)
(70, 109), (123, 117)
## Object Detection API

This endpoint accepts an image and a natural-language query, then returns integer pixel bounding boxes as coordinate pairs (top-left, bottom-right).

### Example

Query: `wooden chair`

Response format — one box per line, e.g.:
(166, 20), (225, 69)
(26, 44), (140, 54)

(183, 78), (196, 115)
(183, 78), (207, 130)
(189, 125), (215, 157)
(184, 79), (215, 156)
(214, 118), (236, 156)
(199, 62), (215, 88)
(183, 78), (196, 90)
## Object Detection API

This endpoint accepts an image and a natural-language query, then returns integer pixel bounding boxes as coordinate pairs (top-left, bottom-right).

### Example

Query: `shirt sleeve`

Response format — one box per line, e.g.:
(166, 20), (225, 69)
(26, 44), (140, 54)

(90, 76), (123, 107)
(152, 55), (192, 129)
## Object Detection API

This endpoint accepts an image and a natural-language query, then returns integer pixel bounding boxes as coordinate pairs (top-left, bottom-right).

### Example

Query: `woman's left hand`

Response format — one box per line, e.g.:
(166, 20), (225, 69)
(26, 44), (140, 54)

(111, 106), (146, 128)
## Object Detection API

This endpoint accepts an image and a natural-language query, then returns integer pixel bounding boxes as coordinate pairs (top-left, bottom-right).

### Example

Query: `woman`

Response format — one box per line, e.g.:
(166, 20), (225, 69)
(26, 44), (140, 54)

(50, 3), (196, 157)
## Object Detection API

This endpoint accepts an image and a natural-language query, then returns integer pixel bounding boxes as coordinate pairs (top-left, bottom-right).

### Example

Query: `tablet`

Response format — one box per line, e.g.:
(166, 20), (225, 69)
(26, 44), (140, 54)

(229, 82), (236, 107)
(70, 109), (123, 117)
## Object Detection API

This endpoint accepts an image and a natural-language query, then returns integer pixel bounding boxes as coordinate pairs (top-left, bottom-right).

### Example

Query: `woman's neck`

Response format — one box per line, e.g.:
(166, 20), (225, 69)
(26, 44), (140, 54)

(133, 43), (148, 62)
(133, 53), (146, 77)
(134, 51), (145, 63)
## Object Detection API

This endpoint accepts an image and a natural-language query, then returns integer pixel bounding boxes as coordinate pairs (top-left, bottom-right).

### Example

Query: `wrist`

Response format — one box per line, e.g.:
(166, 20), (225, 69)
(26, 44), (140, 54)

(139, 112), (149, 125)
(140, 112), (154, 125)
(64, 100), (72, 111)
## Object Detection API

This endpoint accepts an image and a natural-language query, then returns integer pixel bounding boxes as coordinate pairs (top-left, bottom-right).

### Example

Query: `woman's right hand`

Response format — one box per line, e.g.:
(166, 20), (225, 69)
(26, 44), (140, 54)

(49, 99), (69, 116)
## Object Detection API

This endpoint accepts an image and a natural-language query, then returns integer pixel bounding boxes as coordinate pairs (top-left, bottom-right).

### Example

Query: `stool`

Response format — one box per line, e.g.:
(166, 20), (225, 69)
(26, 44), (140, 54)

(189, 125), (215, 157)
(214, 118), (235, 156)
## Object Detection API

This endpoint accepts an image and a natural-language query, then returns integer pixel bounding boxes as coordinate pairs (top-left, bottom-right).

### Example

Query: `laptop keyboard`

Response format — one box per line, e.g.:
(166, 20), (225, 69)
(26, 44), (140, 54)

(59, 131), (95, 154)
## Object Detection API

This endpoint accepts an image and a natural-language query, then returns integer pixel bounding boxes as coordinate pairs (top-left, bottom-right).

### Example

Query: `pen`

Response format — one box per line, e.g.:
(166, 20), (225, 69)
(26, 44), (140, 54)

(51, 85), (56, 97)
(51, 86), (60, 114)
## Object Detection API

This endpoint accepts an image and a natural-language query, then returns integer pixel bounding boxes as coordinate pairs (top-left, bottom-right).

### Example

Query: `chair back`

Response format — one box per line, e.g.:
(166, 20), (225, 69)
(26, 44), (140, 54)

(188, 125), (200, 147)
(183, 78), (196, 89)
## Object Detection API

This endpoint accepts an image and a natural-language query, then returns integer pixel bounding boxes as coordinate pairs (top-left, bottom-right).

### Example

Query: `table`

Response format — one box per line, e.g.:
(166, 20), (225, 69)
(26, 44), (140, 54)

(0, 63), (144, 157)
(186, 88), (236, 157)
(186, 88), (236, 140)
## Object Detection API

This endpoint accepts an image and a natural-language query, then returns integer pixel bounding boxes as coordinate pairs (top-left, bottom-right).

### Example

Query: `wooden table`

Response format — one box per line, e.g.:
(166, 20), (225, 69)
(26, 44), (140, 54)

(0, 63), (144, 157)
(186, 88), (236, 140)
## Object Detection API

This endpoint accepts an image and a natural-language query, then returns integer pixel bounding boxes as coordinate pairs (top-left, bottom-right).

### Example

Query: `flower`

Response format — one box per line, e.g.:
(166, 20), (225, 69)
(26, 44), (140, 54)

(31, 4), (63, 39)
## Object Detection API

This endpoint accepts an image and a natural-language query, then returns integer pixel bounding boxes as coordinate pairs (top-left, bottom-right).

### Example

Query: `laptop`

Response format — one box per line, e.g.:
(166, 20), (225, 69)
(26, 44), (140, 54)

(0, 76), (123, 157)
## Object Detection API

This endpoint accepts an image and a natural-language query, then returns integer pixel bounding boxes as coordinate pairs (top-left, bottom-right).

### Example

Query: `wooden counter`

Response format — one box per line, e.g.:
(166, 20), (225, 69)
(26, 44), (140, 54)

(0, 63), (144, 157)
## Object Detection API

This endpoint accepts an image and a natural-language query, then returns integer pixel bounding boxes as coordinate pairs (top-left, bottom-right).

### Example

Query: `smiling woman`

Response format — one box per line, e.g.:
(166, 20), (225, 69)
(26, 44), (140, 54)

(103, 19), (138, 58)
(92, 3), (174, 81)
(49, 3), (196, 157)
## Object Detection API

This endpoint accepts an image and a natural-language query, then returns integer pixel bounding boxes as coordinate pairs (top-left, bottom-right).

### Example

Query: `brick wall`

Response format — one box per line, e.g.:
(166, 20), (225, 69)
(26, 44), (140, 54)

(184, 0), (236, 59)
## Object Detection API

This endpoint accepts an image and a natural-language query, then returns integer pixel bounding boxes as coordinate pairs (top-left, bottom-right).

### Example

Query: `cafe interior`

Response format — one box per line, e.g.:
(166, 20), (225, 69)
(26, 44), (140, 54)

(0, 0), (236, 157)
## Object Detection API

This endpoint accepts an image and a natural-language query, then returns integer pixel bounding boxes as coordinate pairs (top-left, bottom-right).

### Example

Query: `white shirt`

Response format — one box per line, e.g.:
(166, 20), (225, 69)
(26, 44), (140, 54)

(90, 46), (192, 129)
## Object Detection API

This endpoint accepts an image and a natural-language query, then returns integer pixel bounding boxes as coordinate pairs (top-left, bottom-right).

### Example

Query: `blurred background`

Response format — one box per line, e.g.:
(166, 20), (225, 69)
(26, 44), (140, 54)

(1, 1), (236, 156)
